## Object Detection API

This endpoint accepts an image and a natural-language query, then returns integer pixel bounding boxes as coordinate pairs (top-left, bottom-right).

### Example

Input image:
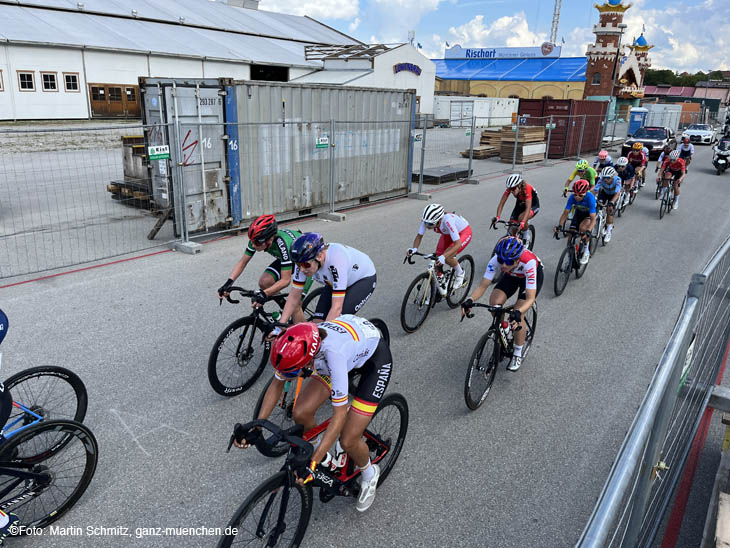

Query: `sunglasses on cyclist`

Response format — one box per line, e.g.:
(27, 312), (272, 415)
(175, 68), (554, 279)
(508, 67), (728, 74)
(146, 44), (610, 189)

(496, 257), (516, 266)
(253, 238), (268, 245)
(424, 221), (437, 228)
(296, 261), (314, 269)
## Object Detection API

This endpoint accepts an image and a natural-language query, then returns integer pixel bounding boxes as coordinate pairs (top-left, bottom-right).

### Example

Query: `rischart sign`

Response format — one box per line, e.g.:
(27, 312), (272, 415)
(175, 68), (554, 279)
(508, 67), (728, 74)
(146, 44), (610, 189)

(394, 63), (422, 76)
(445, 44), (562, 59)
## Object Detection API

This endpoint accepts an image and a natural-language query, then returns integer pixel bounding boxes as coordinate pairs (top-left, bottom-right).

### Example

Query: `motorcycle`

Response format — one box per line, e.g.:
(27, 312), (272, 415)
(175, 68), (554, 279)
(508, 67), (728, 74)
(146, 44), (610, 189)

(713, 142), (730, 175)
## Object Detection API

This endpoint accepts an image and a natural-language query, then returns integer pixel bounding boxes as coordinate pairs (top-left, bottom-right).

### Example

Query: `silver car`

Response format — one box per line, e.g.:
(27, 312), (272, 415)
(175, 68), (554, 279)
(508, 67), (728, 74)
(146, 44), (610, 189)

(682, 124), (717, 145)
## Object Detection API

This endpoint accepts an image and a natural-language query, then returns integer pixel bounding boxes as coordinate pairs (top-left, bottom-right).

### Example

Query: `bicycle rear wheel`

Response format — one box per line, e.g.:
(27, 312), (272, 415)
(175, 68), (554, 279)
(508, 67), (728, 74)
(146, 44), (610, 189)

(553, 247), (572, 296)
(655, 182), (661, 200)
(4, 366), (88, 426)
(464, 329), (500, 410)
(446, 254), (474, 308)
(520, 304), (538, 361)
(659, 190), (667, 219)
(0, 419), (98, 531)
(400, 272), (435, 333)
(208, 316), (270, 397)
(366, 393), (409, 486)
(252, 376), (296, 458)
(301, 287), (323, 321)
(217, 471), (312, 548)
(575, 242), (589, 279)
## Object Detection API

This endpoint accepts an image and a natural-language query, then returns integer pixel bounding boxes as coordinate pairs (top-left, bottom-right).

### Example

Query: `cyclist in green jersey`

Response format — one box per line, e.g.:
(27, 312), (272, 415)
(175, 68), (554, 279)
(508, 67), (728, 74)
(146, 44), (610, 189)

(564, 159), (597, 195)
(217, 214), (312, 322)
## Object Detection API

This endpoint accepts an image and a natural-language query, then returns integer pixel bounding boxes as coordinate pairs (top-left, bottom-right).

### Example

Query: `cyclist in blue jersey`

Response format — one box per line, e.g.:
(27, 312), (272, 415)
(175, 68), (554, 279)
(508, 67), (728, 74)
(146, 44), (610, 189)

(594, 167), (622, 243)
(554, 179), (596, 265)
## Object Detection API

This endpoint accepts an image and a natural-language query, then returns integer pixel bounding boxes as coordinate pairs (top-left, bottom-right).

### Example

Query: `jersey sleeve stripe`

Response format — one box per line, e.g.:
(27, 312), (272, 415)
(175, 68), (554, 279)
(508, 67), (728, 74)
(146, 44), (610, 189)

(332, 290), (347, 298)
(351, 398), (378, 416)
(332, 395), (349, 405)
(330, 320), (360, 341)
(292, 280), (306, 288)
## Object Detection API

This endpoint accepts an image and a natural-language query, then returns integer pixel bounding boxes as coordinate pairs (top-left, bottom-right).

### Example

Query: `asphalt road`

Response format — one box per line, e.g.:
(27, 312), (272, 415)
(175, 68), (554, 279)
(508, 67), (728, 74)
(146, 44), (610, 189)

(1, 143), (728, 548)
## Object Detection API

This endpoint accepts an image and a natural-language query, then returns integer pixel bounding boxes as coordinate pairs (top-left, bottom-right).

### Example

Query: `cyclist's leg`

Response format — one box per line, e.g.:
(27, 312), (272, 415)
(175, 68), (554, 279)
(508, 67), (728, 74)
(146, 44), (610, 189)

(259, 260), (281, 290)
(339, 275), (377, 315)
(311, 285), (332, 323)
(290, 375), (331, 435)
(513, 266), (543, 346)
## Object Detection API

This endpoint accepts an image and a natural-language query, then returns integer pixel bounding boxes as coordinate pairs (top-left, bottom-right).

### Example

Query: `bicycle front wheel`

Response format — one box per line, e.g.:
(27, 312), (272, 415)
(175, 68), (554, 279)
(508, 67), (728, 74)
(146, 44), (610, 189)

(208, 316), (270, 396)
(0, 419), (98, 531)
(553, 247), (572, 296)
(464, 329), (500, 410)
(526, 224), (536, 251)
(447, 254), (475, 308)
(659, 190), (667, 219)
(400, 272), (434, 333)
(217, 471), (312, 548)
(366, 393), (409, 486)
(301, 286), (323, 321)
(5, 366), (88, 426)
(252, 376), (295, 458)
(520, 304), (538, 361)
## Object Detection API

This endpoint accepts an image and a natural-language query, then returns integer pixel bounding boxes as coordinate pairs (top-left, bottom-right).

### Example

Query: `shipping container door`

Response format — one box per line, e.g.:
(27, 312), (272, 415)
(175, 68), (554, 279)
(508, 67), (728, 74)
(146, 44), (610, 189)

(142, 84), (174, 215)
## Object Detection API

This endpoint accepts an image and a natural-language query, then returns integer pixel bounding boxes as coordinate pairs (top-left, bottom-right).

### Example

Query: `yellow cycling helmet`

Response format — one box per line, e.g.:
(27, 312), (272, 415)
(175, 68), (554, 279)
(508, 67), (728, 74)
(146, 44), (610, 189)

(632, 142), (643, 150)
(576, 159), (589, 171)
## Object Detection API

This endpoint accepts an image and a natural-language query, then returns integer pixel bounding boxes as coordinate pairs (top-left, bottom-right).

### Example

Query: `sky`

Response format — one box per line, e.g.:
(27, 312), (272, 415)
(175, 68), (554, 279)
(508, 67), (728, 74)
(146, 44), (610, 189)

(258, 0), (728, 73)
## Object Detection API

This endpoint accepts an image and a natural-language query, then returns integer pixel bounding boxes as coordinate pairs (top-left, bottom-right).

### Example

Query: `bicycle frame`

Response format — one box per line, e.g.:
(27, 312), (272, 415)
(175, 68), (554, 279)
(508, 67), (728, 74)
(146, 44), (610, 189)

(0, 352), (48, 442)
(0, 464), (52, 512)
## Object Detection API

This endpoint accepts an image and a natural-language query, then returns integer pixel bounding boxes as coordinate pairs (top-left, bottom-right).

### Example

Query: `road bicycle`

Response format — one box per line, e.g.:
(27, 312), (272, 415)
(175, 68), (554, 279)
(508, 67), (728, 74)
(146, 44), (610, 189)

(208, 286), (322, 396)
(487, 219), (535, 285)
(553, 227), (594, 296)
(218, 394), (408, 547)
(615, 185), (629, 217)
(400, 252), (474, 333)
(462, 302), (537, 410)
(589, 201), (609, 254)
(251, 318), (390, 458)
(658, 173), (678, 220)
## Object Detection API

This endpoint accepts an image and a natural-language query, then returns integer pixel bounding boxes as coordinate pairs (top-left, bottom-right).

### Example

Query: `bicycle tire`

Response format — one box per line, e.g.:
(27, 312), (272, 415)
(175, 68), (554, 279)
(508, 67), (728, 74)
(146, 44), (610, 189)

(0, 419), (98, 531)
(526, 224), (536, 251)
(589, 221), (600, 254)
(301, 286), (323, 321)
(367, 393), (409, 486)
(659, 191), (667, 219)
(208, 316), (270, 397)
(575, 242), (589, 279)
(464, 329), (500, 410)
(4, 365), (88, 426)
(667, 189), (674, 215)
(400, 272), (435, 333)
(217, 471), (312, 548)
(655, 182), (661, 200)
(553, 247), (572, 296)
(629, 188), (636, 205)
(252, 376), (295, 458)
(520, 303), (538, 361)
(446, 254), (475, 309)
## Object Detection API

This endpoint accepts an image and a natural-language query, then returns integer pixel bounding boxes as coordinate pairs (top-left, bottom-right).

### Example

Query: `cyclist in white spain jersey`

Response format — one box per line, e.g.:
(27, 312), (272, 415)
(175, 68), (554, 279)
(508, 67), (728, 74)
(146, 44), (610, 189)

(279, 233), (377, 323)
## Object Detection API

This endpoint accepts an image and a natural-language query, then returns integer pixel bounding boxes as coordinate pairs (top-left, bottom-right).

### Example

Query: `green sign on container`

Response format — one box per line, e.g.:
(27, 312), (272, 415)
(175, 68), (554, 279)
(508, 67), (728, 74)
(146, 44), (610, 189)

(148, 145), (170, 160)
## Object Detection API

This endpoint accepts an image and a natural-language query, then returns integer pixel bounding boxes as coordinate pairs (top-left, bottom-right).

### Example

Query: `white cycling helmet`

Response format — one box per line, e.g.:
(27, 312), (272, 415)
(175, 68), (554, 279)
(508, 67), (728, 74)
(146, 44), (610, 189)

(616, 156), (629, 167)
(600, 166), (617, 178)
(422, 203), (445, 225)
(669, 150), (680, 161)
(505, 173), (523, 189)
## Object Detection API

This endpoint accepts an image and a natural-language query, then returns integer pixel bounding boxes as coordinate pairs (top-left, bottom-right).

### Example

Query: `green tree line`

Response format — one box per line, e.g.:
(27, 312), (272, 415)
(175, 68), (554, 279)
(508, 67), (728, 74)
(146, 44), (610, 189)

(644, 69), (727, 87)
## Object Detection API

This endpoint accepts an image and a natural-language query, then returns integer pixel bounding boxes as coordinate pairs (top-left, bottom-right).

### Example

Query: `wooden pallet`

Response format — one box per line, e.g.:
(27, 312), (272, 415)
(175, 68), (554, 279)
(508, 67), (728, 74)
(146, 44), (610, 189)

(499, 125), (546, 144)
(500, 141), (546, 164)
(480, 130), (502, 148)
(461, 145), (499, 159)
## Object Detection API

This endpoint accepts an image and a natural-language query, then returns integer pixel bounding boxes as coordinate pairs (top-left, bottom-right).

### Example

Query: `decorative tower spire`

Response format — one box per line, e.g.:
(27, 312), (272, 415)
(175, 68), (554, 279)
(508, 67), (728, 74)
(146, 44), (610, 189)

(583, 0), (631, 99)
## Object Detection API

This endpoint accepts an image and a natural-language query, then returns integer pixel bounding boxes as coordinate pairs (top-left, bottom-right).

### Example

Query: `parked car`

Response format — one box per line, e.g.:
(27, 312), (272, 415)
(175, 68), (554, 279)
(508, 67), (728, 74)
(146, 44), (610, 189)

(682, 123), (717, 145)
(622, 126), (677, 159)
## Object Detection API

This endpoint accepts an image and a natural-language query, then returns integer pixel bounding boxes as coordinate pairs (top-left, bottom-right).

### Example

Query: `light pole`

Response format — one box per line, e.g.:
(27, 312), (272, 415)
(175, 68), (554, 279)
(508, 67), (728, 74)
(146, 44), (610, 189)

(600, 23), (628, 145)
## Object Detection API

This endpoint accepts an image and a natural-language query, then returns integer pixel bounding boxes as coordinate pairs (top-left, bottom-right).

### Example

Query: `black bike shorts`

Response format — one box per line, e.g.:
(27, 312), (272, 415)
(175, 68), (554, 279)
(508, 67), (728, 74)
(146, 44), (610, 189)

(494, 265), (544, 301)
(570, 210), (590, 229)
(313, 338), (392, 417)
(598, 190), (618, 203)
(264, 259), (284, 281)
(510, 200), (540, 221)
(313, 274), (377, 320)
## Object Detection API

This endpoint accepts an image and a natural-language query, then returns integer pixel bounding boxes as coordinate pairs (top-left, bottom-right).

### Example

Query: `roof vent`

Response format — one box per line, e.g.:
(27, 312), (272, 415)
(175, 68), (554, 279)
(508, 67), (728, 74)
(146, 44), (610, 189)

(131, 9), (138, 17)
(179, 16), (185, 23)
(228, 0), (259, 8)
(76, 2), (84, 9)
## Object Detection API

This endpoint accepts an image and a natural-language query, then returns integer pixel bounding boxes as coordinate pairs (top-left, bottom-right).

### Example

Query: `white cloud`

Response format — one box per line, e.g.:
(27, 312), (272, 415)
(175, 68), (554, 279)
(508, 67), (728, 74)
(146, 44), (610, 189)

(258, 0), (358, 20)
(365, 0), (451, 44)
(447, 12), (547, 48)
(348, 17), (361, 33)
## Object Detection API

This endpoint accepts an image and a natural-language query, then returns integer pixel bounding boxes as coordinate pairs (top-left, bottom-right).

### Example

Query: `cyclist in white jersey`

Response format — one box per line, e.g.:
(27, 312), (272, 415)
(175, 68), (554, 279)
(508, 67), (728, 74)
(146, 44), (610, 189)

(406, 204), (472, 293)
(244, 315), (392, 512)
(279, 233), (377, 324)
(678, 137), (695, 168)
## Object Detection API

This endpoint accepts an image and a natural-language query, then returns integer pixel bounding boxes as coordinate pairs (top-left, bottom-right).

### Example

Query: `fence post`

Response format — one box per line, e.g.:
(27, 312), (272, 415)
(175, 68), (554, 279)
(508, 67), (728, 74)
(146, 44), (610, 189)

(512, 116), (520, 171)
(329, 119), (335, 213)
(419, 116), (427, 194)
(577, 114), (586, 158)
(545, 115), (553, 164)
(465, 115), (478, 184)
(612, 114), (618, 142)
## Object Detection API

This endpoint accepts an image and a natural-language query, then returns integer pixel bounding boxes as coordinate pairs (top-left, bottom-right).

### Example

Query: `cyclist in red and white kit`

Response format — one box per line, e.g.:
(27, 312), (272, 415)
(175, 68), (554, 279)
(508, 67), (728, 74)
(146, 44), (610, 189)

(406, 204), (471, 294)
(492, 173), (540, 247)
(657, 149), (686, 210)
(626, 142), (648, 188)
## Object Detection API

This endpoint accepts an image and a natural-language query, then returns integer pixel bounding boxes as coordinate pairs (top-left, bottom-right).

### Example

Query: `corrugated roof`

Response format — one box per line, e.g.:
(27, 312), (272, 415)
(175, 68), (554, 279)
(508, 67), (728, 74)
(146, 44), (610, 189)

(433, 57), (587, 81)
(4, 0), (358, 45)
(693, 88), (730, 101)
(0, 2), (358, 67)
(290, 70), (372, 85)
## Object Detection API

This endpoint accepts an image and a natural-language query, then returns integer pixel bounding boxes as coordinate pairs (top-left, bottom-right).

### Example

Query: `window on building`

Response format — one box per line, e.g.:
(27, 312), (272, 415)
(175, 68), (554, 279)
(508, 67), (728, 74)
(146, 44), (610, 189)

(91, 86), (105, 101)
(64, 73), (80, 92)
(17, 71), (35, 91)
(125, 87), (137, 102)
(250, 64), (289, 82)
(41, 72), (58, 92)
(0, 70), (4, 92)
(592, 72), (602, 86)
(108, 87), (122, 102)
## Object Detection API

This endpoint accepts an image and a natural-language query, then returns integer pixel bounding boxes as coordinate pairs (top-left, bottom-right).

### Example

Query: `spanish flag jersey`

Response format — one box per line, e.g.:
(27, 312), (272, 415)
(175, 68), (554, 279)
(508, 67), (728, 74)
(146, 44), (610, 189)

(313, 315), (381, 406)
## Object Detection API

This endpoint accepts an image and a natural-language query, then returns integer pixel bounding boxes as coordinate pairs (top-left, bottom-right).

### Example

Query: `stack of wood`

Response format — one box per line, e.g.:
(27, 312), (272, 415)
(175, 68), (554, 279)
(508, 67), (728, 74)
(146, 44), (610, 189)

(480, 129), (502, 148)
(460, 145), (499, 159)
(499, 125), (547, 164)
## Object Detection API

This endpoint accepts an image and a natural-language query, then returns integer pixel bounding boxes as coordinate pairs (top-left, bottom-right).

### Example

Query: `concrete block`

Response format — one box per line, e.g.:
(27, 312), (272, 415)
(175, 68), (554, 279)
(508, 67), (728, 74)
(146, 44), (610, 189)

(408, 192), (432, 200)
(173, 241), (202, 255)
(317, 212), (346, 222)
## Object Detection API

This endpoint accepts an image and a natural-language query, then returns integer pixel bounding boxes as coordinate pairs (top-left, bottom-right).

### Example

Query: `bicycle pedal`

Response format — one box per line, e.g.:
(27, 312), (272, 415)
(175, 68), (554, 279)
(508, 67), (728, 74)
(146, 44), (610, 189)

(319, 488), (336, 503)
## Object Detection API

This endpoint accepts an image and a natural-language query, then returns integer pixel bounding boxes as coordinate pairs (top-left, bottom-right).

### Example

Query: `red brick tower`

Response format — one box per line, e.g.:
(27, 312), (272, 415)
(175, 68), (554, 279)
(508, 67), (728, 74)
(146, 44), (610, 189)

(583, 0), (631, 100)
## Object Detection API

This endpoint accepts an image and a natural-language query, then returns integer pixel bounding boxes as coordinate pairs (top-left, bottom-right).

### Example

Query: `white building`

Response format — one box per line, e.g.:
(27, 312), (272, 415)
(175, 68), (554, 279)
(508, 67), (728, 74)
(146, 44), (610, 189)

(0, 0), (435, 120)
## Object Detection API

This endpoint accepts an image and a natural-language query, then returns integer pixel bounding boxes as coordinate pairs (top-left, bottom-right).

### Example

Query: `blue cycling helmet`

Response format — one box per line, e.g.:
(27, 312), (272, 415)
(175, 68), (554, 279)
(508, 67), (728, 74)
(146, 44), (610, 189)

(291, 232), (325, 263)
(495, 237), (524, 263)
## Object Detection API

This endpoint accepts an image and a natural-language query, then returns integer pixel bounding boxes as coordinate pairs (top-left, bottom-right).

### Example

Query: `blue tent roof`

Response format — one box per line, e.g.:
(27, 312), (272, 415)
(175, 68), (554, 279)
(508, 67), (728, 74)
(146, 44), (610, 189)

(433, 57), (587, 81)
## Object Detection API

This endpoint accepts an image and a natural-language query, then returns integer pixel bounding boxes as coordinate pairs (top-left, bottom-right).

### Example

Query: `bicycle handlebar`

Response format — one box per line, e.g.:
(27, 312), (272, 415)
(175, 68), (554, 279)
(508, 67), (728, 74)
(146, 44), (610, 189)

(490, 219), (521, 230)
(404, 251), (438, 265)
(460, 302), (522, 331)
(228, 419), (313, 467)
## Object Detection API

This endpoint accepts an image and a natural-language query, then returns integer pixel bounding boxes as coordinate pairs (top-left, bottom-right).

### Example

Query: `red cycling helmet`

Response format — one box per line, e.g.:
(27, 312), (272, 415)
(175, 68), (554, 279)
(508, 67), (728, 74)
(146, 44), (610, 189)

(598, 149), (608, 160)
(248, 214), (278, 242)
(573, 179), (590, 196)
(270, 323), (321, 374)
